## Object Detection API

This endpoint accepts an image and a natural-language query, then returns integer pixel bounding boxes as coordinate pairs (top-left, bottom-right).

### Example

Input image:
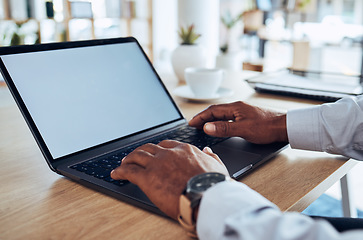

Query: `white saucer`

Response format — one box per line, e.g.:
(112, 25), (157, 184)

(173, 86), (234, 102)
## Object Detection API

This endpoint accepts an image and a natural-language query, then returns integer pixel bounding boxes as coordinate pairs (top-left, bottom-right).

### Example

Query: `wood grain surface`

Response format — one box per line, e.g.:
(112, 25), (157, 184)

(0, 70), (356, 239)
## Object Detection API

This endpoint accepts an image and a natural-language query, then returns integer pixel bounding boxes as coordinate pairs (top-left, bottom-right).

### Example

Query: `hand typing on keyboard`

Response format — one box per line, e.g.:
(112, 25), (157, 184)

(189, 101), (288, 144)
(110, 140), (229, 220)
(70, 125), (226, 187)
(110, 101), (288, 220)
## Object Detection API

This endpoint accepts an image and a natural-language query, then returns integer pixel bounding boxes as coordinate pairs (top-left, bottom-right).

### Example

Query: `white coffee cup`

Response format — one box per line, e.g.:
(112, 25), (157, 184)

(184, 68), (224, 98)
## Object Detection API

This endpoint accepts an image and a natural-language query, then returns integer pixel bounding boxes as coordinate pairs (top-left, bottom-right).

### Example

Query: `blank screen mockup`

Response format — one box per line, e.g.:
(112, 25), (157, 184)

(1, 42), (181, 159)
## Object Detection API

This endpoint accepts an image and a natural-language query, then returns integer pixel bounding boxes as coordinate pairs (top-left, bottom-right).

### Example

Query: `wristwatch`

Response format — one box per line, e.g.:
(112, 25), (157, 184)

(178, 172), (231, 238)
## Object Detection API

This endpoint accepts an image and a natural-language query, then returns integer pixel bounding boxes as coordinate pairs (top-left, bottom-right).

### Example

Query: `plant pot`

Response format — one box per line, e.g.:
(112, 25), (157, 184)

(171, 44), (207, 84)
(177, 0), (219, 64)
(215, 52), (242, 70)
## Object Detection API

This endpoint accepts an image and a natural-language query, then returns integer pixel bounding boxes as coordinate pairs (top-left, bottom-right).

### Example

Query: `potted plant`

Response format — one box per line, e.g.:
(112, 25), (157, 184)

(2, 21), (40, 46)
(171, 24), (207, 84)
(3, 22), (26, 46)
(216, 11), (244, 70)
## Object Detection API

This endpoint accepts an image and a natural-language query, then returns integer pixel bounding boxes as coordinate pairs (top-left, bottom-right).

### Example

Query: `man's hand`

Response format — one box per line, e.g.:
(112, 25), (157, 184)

(111, 140), (229, 220)
(189, 101), (288, 144)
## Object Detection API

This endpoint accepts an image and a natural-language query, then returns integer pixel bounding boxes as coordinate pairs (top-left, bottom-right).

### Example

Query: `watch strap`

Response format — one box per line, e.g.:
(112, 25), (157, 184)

(178, 173), (232, 238)
(178, 194), (198, 238)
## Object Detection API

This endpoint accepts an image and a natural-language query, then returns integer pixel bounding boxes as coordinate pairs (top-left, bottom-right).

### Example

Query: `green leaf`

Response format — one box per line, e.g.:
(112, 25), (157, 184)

(178, 24), (201, 44)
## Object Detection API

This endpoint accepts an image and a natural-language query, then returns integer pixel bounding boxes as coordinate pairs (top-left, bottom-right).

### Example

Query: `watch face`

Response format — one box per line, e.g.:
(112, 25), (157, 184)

(189, 172), (226, 193)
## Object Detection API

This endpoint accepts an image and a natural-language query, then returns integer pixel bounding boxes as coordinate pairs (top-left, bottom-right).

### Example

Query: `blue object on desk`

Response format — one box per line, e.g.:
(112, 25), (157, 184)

(303, 194), (363, 218)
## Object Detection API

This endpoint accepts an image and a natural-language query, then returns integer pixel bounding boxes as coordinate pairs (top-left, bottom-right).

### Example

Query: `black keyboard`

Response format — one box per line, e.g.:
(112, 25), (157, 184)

(70, 125), (226, 186)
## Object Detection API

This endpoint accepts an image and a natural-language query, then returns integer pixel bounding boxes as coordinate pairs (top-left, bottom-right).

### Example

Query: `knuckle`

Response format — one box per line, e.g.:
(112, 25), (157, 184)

(207, 104), (217, 111)
(133, 150), (145, 156)
(130, 148), (152, 159)
(143, 143), (154, 148)
(135, 143), (152, 152)
(160, 139), (180, 146)
(180, 142), (193, 151)
(234, 101), (244, 108)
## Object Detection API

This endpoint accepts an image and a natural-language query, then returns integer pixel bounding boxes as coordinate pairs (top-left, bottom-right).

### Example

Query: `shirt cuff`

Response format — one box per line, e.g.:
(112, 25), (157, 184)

(287, 106), (322, 151)
(196, 181), (278, 240)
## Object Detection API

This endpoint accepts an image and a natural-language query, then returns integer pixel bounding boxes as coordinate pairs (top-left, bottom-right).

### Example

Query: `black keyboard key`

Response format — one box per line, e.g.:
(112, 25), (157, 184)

(85, 168), (97, 176)
(103, 176), (115, 183)
(94, 169), (112, 179)
(70, 125), (227, 186)
(112, 180), (128, 186)
(103, 176), (129, 186)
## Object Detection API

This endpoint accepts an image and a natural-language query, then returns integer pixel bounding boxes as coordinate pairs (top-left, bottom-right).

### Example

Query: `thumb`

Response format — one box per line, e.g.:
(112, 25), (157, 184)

(204, 122), (233, 137)
(202, 146), (215, 157)
(202, 147), (225, 166)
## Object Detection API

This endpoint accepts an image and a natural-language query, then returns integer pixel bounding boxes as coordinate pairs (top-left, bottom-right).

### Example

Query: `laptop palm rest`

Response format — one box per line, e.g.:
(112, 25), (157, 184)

(211, 137), (262, 179)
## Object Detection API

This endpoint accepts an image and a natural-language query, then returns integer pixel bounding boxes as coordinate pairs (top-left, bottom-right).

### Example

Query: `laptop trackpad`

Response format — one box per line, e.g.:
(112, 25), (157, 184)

(211, 142), (261, 179)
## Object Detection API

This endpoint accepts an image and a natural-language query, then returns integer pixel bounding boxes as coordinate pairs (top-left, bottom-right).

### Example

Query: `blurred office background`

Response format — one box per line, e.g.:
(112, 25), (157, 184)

(0, 0), (362, 74)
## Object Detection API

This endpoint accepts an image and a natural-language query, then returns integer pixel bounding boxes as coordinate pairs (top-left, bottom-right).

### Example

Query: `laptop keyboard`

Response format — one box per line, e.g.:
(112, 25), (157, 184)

(70, 125), (226, 186)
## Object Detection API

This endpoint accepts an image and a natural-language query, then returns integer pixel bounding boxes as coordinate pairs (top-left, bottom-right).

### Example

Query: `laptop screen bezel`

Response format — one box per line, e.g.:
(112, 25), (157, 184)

(0, 37), (185, 166)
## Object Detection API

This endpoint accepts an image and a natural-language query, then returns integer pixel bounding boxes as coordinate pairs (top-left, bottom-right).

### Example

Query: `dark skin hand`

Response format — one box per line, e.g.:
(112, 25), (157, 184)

(189, 101), (288, 144)
(111, 101), (287, 221)
(111, 140), (229, 220)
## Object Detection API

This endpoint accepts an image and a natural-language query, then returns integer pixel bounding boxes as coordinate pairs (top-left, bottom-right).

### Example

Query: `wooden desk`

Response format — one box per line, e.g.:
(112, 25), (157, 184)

(0, 71), (357, 239)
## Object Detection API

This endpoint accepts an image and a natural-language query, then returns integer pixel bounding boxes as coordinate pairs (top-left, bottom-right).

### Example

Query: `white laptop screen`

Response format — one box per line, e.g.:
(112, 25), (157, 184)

(1, 42), (181, 159)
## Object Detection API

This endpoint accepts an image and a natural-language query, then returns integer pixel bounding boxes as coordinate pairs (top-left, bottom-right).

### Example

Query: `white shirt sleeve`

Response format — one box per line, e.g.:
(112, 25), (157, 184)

(287, 96), (363, 160)
(197, 181), (363, 240)
(196, 96), (363, 240)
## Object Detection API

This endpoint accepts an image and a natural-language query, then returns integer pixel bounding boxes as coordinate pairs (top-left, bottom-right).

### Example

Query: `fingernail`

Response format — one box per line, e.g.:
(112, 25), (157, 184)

(110, 170), (115, 176)
(203, 147), (213, 154)
(205, 123), (216, 133)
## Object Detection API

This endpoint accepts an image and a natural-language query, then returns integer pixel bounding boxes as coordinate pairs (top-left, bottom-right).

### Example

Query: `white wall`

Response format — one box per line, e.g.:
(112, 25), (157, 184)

(152, 0), (178, 66)
(152, 0), (220, 67)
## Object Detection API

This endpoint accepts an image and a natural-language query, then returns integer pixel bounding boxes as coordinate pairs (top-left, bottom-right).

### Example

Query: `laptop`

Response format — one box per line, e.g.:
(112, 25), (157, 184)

(0, 37), (287, 216)
(246, 69), (363, 102)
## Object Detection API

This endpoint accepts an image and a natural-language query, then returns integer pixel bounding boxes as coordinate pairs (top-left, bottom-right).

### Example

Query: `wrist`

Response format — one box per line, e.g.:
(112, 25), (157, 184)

(273, 113), (288, 142)
(178, 172), (231, 238)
